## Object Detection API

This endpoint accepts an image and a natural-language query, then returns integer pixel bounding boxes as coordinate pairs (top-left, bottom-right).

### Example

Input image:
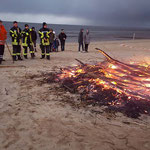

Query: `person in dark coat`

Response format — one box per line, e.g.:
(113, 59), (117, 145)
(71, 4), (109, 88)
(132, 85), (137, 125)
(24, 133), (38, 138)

(30, 27), (37, 52)
(58, 29), (67, 51)
(78, 29), (84, 52)
(49, 28), (55, 52)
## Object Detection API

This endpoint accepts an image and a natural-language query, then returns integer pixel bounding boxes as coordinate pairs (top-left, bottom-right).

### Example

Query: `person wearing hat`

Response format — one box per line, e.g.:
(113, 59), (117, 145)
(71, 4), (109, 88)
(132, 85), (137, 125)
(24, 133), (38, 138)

(10, 21), (22, 61)
(39, 22), (50, 60)
(0, 20), (7, 64)
(22, 24), (35, 59)
(30, 27), (37, 52)
(58, 29), (67, 51)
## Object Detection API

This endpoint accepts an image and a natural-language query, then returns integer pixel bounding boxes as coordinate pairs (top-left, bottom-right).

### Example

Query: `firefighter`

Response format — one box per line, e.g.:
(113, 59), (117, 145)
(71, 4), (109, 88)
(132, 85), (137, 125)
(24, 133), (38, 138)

(22, 24), (35, 59)
(39, 22), (50, 60)
(10, 21), (22, 61)
(0, 20), (7, 64)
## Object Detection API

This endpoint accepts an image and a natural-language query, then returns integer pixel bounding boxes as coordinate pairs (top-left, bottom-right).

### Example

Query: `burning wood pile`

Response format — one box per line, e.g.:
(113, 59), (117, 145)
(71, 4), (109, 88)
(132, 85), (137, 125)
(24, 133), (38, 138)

(49, 48), (150, 118)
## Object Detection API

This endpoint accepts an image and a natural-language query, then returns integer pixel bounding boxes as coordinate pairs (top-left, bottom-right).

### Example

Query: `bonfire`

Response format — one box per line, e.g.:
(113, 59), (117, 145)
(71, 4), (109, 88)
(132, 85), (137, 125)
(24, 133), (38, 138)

(49, 48), (150, 118)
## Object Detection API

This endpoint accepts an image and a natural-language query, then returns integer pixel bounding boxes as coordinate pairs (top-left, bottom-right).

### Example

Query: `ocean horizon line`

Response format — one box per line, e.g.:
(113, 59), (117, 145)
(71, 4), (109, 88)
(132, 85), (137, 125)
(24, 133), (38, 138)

(3, 20), (150, 31)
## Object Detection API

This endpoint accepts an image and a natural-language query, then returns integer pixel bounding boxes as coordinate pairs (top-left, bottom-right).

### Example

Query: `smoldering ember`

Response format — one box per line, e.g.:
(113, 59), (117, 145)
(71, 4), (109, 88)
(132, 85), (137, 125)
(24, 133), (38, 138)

(44, 48), (150, 119)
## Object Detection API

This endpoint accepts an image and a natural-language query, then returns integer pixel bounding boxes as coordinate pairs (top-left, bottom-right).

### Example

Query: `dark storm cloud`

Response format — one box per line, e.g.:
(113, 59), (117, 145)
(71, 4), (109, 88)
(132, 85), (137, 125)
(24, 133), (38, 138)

(0, 0), (150, 27)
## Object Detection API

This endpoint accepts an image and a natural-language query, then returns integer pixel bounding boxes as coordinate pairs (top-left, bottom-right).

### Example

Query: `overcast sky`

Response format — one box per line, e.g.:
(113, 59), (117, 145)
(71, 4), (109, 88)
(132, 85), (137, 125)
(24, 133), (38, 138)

(0, 0), (150, 27)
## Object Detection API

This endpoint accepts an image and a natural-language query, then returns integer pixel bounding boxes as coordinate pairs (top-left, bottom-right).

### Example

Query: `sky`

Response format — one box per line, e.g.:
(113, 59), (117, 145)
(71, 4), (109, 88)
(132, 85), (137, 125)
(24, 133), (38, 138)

(0, 0), (150, 27)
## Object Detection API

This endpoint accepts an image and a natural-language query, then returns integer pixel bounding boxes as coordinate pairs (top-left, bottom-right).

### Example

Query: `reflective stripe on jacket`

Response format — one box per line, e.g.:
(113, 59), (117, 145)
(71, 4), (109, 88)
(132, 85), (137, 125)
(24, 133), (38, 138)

(39, 28), (50, 46)
(22, 29), (33, 47)
(10, 27), (22, 45)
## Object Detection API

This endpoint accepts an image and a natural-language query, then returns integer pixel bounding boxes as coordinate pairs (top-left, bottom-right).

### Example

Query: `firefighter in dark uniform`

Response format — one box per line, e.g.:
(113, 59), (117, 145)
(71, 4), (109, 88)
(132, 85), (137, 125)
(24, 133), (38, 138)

(39, 22), (50, 60)
(22, 24), (35, 59)
(10, 21), (22, 61)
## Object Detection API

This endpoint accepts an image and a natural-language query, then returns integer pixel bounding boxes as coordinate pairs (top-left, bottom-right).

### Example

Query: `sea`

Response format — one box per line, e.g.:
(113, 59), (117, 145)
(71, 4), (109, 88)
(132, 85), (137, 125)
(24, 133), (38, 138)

(3, 21), (150, 43)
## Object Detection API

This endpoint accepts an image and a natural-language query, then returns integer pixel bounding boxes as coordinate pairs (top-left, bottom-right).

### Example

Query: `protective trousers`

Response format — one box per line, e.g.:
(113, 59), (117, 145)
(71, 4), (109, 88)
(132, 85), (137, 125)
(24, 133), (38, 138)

(23, 45), (34, 59)
(40, 45), (50, 59)
(12, 45), (22, 60)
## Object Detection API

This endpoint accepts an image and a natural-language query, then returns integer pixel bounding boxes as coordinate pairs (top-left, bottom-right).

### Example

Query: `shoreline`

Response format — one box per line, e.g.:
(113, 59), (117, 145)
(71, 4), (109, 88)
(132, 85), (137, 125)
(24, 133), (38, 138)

(6, 38), (150, 44)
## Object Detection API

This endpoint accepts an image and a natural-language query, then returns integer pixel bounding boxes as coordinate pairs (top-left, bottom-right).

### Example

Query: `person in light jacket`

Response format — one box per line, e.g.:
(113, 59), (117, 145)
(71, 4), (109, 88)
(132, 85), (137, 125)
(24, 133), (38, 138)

(84, 29), (90, 52)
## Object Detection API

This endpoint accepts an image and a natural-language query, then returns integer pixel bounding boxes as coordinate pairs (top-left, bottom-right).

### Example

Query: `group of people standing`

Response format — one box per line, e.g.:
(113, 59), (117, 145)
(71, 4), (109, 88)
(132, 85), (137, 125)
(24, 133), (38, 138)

(78, 29), (90, 52)
(0, 20), (67, 63)
(39, 22), (67, 60)
(10, 21), (67, 61)
(0, 20), (91, 64)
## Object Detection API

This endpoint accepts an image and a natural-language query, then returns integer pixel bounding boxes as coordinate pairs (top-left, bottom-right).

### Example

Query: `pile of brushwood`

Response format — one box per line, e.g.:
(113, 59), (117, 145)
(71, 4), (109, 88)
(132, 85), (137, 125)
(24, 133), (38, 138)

(44, 48), (150, 118)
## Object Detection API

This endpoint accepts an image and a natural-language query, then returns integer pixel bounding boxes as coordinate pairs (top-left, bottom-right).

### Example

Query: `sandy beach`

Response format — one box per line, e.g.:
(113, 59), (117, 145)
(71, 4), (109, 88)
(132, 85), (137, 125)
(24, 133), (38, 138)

(0, 39), (150, 150)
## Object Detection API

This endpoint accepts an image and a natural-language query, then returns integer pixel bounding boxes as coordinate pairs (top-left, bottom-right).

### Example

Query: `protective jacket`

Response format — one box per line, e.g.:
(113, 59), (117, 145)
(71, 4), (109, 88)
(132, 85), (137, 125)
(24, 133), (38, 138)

(10, 27), (22, 45)
(0, 25), (7, 45)
(39, 28), (50, 46)
(22, 28), (33, 47)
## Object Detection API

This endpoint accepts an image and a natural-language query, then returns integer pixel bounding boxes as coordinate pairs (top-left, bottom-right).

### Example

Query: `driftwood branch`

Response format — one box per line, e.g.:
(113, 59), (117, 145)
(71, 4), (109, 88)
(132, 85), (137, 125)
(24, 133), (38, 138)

(95, 48), (150, 76)
(0, 65), (26, 68)
(95, 48), (115, 62)
(75, 59), (86, 66)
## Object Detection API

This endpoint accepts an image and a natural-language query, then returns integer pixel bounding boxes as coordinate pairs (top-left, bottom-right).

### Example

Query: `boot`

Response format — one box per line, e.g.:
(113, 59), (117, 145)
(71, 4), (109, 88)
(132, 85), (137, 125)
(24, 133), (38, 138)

(18, 55), (23, 61)
(13, 56), (17, 61)
(24, 55), (28, 59)
(31, 53), (34, 59)
(33, 53), (35, 58)
(40, 55), (45, 59)
(46, 55), (50, 60)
